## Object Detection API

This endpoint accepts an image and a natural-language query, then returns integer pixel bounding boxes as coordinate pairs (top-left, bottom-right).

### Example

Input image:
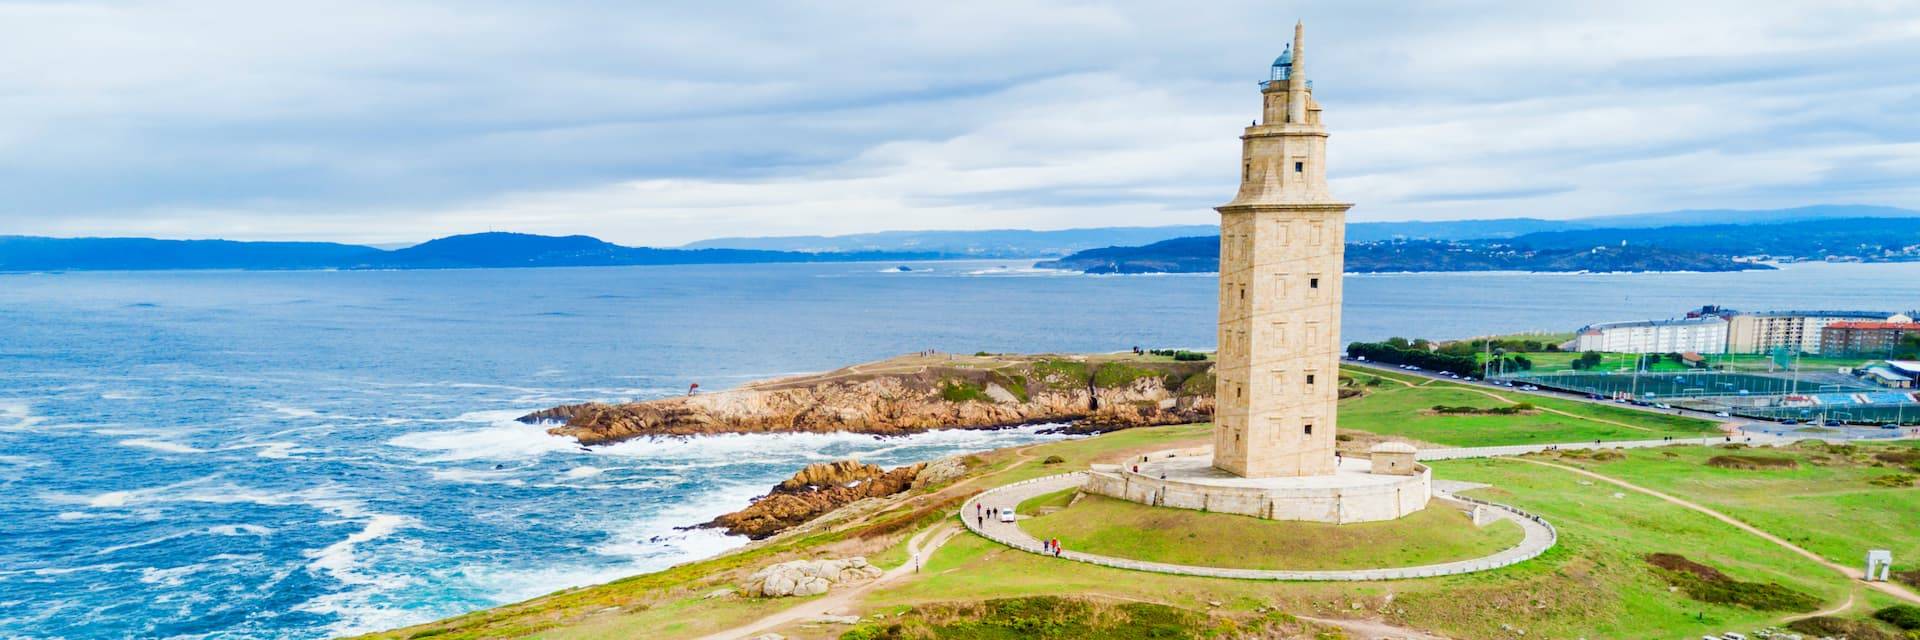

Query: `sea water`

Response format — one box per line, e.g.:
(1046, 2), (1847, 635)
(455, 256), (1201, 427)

(1, 259), (1916, 639)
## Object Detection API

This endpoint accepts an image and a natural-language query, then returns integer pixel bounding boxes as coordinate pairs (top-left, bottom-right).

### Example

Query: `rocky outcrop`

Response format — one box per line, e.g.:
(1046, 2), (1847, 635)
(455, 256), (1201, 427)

(910, 455), (968, 490)
(703, 460), (929, 539)
(701, 455), (978, 539)
(741, 557), (883, 597)
(522, 354), (1215, 445)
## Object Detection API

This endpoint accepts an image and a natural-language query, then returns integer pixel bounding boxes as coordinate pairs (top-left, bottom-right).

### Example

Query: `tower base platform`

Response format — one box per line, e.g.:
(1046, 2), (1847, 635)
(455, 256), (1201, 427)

(1083, 449), (1430, 524)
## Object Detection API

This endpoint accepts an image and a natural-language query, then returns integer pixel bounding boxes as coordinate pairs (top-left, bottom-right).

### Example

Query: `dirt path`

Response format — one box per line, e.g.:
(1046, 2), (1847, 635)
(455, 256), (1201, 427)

(1458, 386), (1664, 434)
(1513, 458), (1920, 606)
(1785, 591), (1856, 622)
(1296, 614), (1450, 640)
(692, 524), (961, 640)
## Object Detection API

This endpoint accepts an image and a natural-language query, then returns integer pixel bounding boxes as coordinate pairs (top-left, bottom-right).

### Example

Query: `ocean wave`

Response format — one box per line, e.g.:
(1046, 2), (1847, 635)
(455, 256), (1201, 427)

(0, 400), (43, 432)
(428, 467), (528, 486)
(292, 513), (423, 638)
(119, 438), (208, 454)
(386, 421), (579, 462)
(561, 466), (605, 480)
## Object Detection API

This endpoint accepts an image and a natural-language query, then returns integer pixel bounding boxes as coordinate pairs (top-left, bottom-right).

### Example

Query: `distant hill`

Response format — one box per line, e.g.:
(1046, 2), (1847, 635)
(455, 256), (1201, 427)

(1504, 217), (1920, 258)
(1344, 218), (1583, 242)
(679, 206), (1920, 255)
(0, 236), (382, 271)
(679, 226), (1219, 257)
(0, 232), (939, 272)
(9, 205), (1915, 272)
(1576, 204), (1919, 229)
(1034, 236), (1764, 274)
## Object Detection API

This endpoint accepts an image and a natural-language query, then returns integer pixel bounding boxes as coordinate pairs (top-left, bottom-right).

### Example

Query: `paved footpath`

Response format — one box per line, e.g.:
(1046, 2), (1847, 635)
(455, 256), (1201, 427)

(1417, 432), (1798, 461)
(961, 472), (1556, 581)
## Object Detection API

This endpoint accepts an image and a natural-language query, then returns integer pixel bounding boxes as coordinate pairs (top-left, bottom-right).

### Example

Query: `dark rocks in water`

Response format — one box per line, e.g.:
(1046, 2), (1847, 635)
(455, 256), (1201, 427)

(701, 460), (926, 540)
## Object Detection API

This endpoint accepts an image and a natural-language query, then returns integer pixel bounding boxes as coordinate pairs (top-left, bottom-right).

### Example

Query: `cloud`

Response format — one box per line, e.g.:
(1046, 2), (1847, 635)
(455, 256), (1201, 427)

(0, 1), (1917, 244)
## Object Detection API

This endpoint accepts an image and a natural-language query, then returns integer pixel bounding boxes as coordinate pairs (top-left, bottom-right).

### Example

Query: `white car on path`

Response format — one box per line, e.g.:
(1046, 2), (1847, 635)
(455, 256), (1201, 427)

(998, 509), (1016, 523)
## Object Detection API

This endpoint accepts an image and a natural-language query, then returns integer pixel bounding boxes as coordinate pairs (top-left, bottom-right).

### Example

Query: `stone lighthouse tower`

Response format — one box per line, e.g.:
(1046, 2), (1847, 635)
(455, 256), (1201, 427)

(1211, 22), (1353, 479)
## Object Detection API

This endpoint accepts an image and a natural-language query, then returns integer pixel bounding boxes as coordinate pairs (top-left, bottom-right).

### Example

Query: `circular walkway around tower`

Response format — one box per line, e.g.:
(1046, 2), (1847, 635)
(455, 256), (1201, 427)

(959, 471), (1556, 581)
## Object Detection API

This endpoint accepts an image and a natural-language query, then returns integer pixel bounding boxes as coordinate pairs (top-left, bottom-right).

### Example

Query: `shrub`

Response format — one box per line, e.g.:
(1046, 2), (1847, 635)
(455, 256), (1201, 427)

(1870, 473), (1916, 488)
(1042, 455), (1066, 465)
(1645, 553), (1822, 612)
(1092, 363), (1160, 389)
(1345, 340), (1477, 376)
(1029, 359), (1091, 390)
(1706, 455), (1800, 470)
(1875, 604), (1920, 630)
(1876, 451), (1920, 465)
(940, 380), (992, 403)
(1787, 616), (1901, 640)
(1173, 351), (1208, 361)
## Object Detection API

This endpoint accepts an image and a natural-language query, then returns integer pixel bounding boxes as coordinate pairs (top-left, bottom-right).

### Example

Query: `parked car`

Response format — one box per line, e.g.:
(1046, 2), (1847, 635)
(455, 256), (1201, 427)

(1714, 411), (1730, 418)
(1781, 419), (1799, 425)
(998, 508), (1016, 523)
(1883, 424), (1901, 430)
(1823, 420), (1843, 427)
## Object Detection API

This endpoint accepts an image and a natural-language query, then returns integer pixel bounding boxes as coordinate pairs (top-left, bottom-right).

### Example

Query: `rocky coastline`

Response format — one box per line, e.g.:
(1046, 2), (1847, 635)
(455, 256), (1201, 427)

(519, 353), (1216, 539)
(519, 353), (1217, 445)
(698, 457), (969, 539)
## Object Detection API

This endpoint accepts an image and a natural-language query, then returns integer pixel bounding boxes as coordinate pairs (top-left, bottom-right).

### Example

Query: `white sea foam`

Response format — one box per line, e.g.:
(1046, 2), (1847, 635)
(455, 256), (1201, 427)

(293, 512), (421, 638)
(119, 438), (208, 454)
(387, 421), (579, 461)
(0, 400), (44, 431)
(264, 403), (322, 419)
(429, 467), (527, 486)
(304, 513), (412, 586)
(208, 524), (273, 536)
(562, 466), (605, 480)
(88, 492), (133, 508)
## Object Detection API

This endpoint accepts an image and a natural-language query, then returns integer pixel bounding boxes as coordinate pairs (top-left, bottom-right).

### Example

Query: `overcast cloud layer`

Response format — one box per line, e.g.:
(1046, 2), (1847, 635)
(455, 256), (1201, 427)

(2, 1), (1918, 245)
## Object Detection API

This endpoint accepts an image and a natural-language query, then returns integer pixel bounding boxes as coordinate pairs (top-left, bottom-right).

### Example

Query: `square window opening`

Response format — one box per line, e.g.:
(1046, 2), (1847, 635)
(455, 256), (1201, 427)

(1304, 424), (1313, 435)
(1294, 161), (1304, 173)
(1309, 278), (1320, 289)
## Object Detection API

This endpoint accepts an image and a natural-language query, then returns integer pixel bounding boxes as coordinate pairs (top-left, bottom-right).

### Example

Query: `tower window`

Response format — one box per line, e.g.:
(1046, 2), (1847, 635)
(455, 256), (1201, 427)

(1306, 374), (1316, 385)
(1304, 423), (1313, 435)
(1244, 162), (1251, 181)
(1309, 278), (1320, 289)
(1294, 161), (1304, 173)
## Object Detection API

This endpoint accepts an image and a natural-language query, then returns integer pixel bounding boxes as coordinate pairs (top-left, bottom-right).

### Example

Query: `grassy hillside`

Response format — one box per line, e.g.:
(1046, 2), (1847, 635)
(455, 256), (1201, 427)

(355, 377), (1912, 640)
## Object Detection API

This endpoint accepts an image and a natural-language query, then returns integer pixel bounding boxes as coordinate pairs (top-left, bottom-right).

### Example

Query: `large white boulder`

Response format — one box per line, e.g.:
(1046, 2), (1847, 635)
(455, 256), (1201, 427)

(911, 455), (968, 490)
(742, 557), (884, 598)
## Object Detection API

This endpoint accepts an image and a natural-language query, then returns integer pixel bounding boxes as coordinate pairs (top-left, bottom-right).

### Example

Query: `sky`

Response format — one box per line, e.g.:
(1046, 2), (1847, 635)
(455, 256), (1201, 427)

(2, 1), (1918, 246)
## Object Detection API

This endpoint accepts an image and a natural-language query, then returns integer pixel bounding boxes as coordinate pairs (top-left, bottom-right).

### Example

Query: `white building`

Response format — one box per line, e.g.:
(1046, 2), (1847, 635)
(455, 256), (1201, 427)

(1574, 316), (1729, 354)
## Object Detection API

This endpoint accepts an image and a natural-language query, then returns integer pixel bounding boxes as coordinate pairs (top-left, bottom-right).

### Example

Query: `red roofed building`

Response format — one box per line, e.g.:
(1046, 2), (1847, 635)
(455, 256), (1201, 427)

(1820, 319), (1920, 355)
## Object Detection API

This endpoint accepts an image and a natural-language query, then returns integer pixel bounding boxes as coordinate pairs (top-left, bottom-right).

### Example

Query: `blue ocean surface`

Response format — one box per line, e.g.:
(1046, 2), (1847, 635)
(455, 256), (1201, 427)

(2, 259), (1916, 639)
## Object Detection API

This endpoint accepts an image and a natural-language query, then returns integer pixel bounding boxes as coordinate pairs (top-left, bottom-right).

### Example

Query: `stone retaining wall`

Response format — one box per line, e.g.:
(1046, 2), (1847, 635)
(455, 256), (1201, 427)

(962, 472), (1557, 582)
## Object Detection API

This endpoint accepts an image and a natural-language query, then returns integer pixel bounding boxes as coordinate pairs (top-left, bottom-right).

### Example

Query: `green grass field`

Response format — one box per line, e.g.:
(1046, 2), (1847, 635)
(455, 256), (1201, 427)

(1337, 370), (1721, 446)
(1015, 490), (1523, 571)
